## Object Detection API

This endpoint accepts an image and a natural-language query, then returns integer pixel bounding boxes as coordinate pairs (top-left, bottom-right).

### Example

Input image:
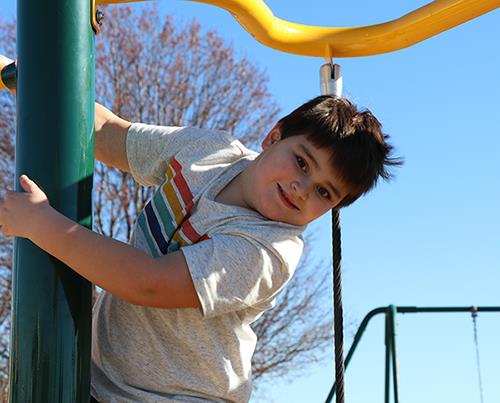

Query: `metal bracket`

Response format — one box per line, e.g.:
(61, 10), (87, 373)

(1, 62), (17, 91)
(91, 0), (104, 34)
(320, 60), (342, 97)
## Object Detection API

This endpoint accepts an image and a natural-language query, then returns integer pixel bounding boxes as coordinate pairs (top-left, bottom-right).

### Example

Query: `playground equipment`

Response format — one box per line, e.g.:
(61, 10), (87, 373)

(1, 1), (499, 402)
(97, 0), (500, 57)
(324, 305), (500, 403)
(0, 62), (15, 92)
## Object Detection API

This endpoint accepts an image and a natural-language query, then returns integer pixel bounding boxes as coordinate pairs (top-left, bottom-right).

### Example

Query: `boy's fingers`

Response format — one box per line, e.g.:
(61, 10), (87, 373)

(19, 175), (37, 193)
(19, 175), (29, 191)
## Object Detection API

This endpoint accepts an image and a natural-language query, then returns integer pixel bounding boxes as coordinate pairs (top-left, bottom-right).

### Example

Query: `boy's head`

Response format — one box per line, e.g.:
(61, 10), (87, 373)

(243, 95), (400, 226)
(267, 95), (401, 208)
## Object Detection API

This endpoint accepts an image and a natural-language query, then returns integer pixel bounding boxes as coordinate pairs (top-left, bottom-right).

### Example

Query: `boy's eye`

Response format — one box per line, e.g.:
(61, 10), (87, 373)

(317, 186), (331, 200)
(296, 156), (307, 172)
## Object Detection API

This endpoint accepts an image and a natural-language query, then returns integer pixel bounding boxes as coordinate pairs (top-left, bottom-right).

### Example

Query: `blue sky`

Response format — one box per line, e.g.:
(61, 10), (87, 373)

(2, 1), (500, 403)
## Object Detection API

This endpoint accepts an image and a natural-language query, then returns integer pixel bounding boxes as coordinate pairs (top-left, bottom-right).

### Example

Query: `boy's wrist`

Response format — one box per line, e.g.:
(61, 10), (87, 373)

(29, 205), (60, 243)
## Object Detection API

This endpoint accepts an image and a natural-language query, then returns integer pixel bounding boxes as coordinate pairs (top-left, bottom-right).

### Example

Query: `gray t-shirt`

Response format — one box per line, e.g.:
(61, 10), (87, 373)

(91, 124), (304, 402)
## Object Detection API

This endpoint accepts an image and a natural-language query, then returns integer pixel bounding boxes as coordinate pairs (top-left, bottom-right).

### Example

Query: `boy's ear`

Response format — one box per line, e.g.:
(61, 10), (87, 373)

(262, 122), (282, 150)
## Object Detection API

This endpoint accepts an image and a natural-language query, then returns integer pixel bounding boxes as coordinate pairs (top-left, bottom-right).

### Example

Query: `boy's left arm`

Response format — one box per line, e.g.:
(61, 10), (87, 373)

(0, 175), (201, 309)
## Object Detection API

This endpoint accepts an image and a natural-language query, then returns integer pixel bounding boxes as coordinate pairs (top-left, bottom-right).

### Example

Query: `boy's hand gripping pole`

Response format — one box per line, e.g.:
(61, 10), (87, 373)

(0, 56), (17, 92)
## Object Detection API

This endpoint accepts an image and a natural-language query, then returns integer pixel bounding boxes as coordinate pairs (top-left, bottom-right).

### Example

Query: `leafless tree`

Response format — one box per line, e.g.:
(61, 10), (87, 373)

(0, 6), (338, 392)
(0, 19), (17, 392)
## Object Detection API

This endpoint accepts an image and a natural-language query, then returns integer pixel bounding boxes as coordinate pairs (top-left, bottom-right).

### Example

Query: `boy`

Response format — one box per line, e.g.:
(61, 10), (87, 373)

(0, 55), (398, 402)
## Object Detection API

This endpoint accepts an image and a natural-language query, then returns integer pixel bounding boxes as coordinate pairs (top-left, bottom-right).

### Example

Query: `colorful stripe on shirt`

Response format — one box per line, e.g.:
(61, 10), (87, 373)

(137, 157), (208, 257)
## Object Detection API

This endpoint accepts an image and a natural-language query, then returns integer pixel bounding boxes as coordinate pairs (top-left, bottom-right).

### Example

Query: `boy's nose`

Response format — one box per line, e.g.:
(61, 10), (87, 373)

(291, 180), (308, 200)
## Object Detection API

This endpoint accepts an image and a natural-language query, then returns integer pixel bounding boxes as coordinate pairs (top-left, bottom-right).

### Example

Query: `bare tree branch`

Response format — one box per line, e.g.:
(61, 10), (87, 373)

(0, 17), (17, 383)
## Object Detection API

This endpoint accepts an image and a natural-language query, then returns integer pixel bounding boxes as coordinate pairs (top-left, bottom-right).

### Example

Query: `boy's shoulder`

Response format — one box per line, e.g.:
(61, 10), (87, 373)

(180, 127), (254, 163)
(127, 123), (256, 186)
(131, 122), (255, 163)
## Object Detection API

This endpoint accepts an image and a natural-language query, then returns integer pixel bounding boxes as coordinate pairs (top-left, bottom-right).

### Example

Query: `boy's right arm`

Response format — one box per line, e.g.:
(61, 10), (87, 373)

(94, 103), (132, 172)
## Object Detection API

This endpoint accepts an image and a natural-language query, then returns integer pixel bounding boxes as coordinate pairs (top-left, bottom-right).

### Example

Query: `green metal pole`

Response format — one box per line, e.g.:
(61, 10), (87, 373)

(397, 306), (500, 314)
(384, 310), (391, 403)
(389, 305), (400, 403)
(325, 307), (387, 403)
(10, 0), (94, 401)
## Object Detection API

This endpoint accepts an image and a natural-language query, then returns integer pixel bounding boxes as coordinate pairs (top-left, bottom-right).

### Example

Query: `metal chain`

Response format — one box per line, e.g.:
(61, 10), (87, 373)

(471, 307), (485, 403)
(332, 208), (344, 403)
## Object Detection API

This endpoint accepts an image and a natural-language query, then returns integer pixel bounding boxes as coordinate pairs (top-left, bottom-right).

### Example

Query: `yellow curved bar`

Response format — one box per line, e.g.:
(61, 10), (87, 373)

(97, 0), (500, 58)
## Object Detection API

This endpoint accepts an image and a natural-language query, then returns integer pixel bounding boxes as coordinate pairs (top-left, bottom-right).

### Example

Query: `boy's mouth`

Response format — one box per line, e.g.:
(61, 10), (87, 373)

(277, 184), (299, 210)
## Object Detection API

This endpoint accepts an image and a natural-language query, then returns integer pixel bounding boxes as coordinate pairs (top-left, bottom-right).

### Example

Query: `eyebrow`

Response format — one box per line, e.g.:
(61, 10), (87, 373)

(298, 144), (341, 199)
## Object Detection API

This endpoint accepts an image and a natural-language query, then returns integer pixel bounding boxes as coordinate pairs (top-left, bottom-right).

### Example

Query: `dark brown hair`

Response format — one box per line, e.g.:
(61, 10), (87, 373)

(278, 95), (402, 207)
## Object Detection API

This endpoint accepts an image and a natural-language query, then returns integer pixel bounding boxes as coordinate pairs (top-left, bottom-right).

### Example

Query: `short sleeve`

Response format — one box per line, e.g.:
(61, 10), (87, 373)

(126, 123), (218, 186)
(181, 234), (302, 318)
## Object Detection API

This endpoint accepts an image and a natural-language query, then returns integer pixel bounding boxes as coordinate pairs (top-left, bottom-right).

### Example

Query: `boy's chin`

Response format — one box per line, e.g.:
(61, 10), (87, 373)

(282, 213), (319, 227)
(267, 213), (308, 227)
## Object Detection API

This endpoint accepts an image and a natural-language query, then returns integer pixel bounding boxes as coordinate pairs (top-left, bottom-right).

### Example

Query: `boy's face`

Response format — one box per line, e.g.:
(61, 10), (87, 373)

(242, 125), (350, 226)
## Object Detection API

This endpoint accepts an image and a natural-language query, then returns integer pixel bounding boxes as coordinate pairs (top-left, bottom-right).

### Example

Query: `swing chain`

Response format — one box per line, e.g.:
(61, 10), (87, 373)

(471, 306), (485, 403)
